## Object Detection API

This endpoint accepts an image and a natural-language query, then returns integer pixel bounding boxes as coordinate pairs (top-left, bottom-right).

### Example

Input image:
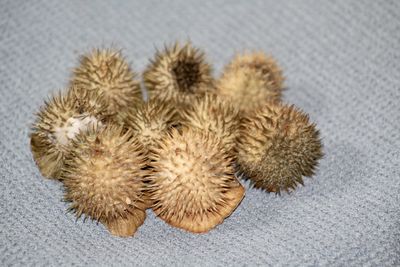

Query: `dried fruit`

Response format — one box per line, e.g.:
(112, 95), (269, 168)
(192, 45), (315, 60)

(237, 103), (323, 193)
(118, 98), (179, 152)
(217, 52), (284, 113)
(71, 48), (142, 116)
(143, 42), (214, 104)
(148, 127), (245, 233)
(62, 125), (148, 237)
(30, 88), (102, 179)
(181, 94), (240, 153)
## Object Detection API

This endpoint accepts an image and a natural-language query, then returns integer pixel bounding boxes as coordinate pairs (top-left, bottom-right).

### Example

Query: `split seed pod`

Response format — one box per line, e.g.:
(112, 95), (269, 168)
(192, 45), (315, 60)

(62, 125), (148, 237)
(118, 98), (180, 152)
(143, 42), (214, 105)
(237, 103), (323, 193)
(30, 88), (103, 179)
(181, 94), (240, 153)
(71, 48), (142, 116)
(216, 52), (284, 113)
(148, 127), (245, 233)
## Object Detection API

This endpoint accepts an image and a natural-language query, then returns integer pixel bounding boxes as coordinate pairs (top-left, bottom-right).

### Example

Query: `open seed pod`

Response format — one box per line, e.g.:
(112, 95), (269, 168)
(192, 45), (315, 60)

(148, 127), (245, 233)
(216, 52), (284, 114)
(30, 88), (103, 179)
(71, 48), (142, 116)
(143, 42), (214, 106)
(62, 125), (148, 237)
(237, 102), (323, 193)
(180, 94), (240, 153)
(118, 97), (180, 153)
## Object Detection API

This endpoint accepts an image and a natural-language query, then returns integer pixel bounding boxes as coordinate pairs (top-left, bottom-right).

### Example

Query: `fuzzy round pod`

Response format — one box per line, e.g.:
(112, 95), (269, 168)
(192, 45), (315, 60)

(237, 103), (323, 193)
(30, 89), (103, 179)
(118, 97), (180, 152)
(180, 94), (240, 153)
(71, 48), (142, 116)
(62, 125), (148, 237)
(216, 52), (284, 113)
(143, 42), (214, 103)
(148, 127), (245, 233)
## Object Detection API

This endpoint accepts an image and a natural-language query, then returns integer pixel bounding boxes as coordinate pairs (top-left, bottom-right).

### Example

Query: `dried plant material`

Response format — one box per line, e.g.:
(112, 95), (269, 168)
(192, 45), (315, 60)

(71, 48), (142, 116)
(30, 88), (103, 179)
(104, 213), (146, 237)
(237, 103), (323, 193)
(62, 125), (148, 237)
(148, 127), (245, 233)
(118, 98), (180, 152)
(143, 42), (214, 103)
(181, 94), (240, 153)
(216, 52), (284, 113)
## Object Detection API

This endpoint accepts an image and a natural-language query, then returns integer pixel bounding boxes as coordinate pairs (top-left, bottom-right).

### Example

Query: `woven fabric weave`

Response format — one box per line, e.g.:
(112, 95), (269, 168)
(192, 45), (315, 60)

(1, 1), (399, 266)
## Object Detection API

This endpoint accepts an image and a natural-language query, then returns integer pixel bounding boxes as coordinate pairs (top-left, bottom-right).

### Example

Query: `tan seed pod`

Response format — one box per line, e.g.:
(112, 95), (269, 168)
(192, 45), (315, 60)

(62, 125), (148, 237)
(237, 103), (323, 193)
(71, 48), (142, 116)
(30, 88), (103, 179)
(68, 85), (110, 119)
(118, 97), (180, 152)
(143, 42), (214, 103)
(181, 94), (240, 153)
(148, 127), (245, 233)
(216, 52), (284, 113)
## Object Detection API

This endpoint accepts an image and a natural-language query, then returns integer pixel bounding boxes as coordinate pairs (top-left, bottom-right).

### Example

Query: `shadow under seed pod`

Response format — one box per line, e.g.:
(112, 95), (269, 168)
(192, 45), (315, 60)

(70, 48), (142, 117)
(148, 127), (245, 233)
(237, 102), (323, 194)
(143, 42), (214, 103)
(216, 52), (285, 114)
(30, 88), (103, 179)
(62, 125), (148, 237)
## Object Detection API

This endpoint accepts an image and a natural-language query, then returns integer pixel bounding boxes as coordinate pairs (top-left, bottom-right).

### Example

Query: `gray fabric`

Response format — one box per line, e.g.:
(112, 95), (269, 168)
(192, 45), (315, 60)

(1, 0), (399, 266)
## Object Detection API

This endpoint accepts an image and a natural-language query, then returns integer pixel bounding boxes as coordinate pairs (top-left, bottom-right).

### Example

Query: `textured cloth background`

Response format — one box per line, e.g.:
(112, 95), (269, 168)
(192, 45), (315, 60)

(1, 1), (399, 266)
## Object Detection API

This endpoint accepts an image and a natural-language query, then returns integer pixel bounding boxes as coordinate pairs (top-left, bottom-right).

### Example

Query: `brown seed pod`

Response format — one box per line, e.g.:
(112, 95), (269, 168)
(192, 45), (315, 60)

(148, 127), (245, 233)
(216, 52), (284, 113)
(62, 125), (148, 237)
(237, 102), (323, 193)
(181, 94), (240, 153)
(71, 48), (142, 116)
(143, 42), (214, 103)
(30, 88), (103, 179)
(118, 97), (180, 152)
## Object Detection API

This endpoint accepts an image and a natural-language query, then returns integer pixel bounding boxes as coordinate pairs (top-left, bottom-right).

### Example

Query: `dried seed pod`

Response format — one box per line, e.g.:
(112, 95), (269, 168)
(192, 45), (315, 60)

(30, 89), (103, 179)
(148, 127), (245, 233)
(69, 86), (109, 119)
(143, 42), (214, 104)
(181, 94), (240, 153)
(216, 52), (284, 113)
(237, 103), (323, 193)
(62, 125), (148, 237)
(118, 98), (180, 152)
(71, 48), (142, 116)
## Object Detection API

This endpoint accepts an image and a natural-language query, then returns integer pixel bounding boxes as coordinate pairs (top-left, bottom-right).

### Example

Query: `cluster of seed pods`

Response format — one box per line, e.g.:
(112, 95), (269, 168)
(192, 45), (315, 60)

(30, 42), (323, 237)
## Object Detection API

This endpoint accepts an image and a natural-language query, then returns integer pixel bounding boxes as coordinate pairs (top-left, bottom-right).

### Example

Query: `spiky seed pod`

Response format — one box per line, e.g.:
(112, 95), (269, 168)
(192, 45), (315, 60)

(68, 85), (109, 119)
(143, 42), (214, 104)
(237, 103), (323, 193)
(148, 127), (245, 233)
(181, 94), (240, 153)
(62, 125), (148, 237)
(30, 89), (103, 179)
(71, 48), (142, 116)
(118, 97), (180, 152)
(216, 52), (284, 113)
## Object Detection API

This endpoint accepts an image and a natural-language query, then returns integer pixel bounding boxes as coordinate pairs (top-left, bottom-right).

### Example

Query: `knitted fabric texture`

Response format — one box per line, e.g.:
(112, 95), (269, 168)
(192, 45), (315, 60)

(0, 1), (399, 266)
